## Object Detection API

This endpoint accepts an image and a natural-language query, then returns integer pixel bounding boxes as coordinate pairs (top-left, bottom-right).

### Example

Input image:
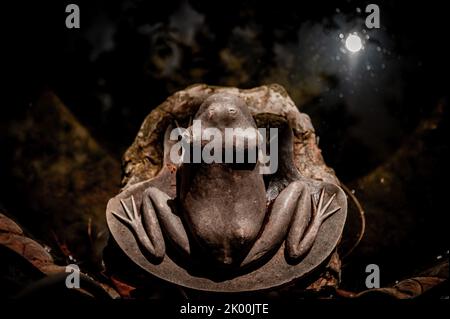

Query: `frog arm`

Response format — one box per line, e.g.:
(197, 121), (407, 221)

(286, 187), (341, 260)
(144, 187), (191, 256)
(112, 195), (165, 259)
(240, 181), (308, 267)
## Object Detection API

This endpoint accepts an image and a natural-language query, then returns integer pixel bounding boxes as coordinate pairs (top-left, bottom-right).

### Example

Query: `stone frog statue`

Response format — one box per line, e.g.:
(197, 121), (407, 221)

(107, 91), (347, 274)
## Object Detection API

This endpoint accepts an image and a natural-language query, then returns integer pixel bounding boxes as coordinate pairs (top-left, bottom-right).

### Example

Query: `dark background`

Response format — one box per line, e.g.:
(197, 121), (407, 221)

(2, 0), (449, 295)
(6, 0), (449, 179)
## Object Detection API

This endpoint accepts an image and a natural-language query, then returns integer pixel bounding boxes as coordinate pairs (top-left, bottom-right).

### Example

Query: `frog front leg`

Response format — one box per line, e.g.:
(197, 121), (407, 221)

(112, 187), (191, 260)
(241, 180), (310, 267)
(143, 187), (191, 256)
(286, 186), (341, 260)
(241, 181), (341, 267)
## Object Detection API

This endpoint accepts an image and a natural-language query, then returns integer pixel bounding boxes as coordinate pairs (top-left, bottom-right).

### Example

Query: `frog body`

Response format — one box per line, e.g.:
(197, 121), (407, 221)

(109, 92), (346, 271)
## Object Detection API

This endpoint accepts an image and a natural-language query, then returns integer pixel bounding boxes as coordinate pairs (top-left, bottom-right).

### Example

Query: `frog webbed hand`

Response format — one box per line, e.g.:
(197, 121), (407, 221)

(286, 186), (341, 260)
(112, 195), (165, 259)
(112, 187), (191, 260)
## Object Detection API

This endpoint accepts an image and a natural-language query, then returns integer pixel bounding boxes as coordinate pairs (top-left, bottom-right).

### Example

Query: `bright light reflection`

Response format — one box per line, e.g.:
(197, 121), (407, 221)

(345, 33), (362, 53)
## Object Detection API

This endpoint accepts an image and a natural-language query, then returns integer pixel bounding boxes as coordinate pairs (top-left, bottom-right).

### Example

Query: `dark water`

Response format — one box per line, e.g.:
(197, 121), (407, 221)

(8, 1), (447, 177)
(4, 0), (449, 294)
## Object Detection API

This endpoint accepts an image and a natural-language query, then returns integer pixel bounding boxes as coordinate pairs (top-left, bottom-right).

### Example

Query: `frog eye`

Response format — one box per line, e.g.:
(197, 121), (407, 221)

(228, 107), (237, 114)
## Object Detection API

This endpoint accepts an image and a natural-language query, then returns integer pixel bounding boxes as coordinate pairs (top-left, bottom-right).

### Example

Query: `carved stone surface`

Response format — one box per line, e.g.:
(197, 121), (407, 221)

(106, 84), (347, 292)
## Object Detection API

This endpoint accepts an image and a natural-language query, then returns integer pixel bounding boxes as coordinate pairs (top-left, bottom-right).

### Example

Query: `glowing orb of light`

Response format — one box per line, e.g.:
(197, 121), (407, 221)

(345, 33), (363, 53)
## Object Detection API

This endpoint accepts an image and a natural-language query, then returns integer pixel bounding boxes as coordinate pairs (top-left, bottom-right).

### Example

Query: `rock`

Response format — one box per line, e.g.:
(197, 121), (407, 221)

(108, 83), (345, 294)
(123, 83), (338, 187)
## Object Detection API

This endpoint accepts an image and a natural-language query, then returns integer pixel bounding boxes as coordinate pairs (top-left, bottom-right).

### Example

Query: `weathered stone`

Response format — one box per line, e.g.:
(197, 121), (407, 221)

(122, 84), (338, 187)
(106, 84), (347, 293)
